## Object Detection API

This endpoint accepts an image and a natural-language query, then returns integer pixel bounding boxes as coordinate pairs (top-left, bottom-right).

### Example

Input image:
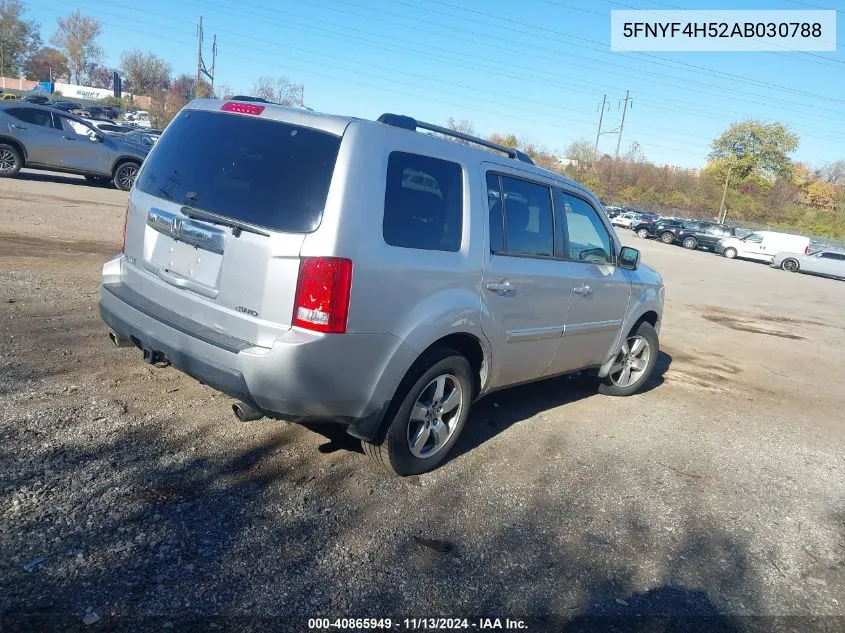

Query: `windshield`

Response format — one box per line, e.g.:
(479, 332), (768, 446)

(135, 109), (342, 233)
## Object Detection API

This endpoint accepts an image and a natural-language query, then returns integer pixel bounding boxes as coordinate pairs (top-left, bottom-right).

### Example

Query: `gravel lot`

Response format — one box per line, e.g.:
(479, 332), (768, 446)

(1, 171), (843, 632)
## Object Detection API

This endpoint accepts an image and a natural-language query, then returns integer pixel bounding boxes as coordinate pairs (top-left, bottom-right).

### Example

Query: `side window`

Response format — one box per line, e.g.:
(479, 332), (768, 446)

(58, 117), (91, 136)
(559, 192), (614, 265)
(383, 152), (463, 252)
(744, 233), (763, 243)
(498, 176), (554, 257)
(9, 107), (57, 129)
(487, 173), (504, 254)
(821, 252), (844, 260)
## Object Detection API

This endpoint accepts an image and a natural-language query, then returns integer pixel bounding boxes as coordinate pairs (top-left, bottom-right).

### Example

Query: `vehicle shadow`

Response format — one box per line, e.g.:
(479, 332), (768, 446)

(561, 584), (741, 632)
(14, 171), (97, 187)
(450, 350), (672, 462)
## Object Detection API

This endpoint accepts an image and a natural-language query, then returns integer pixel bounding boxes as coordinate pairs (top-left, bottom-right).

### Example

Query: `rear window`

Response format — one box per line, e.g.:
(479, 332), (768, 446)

(136, 109), (341, 233)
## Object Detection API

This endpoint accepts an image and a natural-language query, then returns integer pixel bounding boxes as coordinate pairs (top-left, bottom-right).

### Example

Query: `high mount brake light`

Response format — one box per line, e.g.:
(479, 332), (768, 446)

(221, 102), (265, 115)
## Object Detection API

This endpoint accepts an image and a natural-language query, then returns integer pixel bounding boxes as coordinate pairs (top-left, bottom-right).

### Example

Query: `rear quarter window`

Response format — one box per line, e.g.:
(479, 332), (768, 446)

(136, 109), (341, 233)
(383, 152), (463, 252)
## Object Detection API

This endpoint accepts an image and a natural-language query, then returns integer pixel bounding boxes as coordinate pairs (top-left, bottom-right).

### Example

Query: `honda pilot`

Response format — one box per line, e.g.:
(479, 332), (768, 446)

(99, 99), (665, 475)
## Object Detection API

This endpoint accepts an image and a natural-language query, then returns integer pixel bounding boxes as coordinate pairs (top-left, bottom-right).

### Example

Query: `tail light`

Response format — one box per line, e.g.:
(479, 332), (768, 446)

(293, 257), (353, 334)
(804, 244), (810, 254)
(121, 203), (129, 253)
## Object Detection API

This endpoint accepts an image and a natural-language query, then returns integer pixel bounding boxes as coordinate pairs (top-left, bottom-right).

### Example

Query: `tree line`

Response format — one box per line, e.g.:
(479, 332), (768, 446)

(1, 2), (303, 127)
(446, 118), (845, 239)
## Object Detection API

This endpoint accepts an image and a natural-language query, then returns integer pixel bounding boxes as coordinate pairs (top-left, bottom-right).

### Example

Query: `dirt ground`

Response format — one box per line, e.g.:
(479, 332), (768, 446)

(0, 171), (843, 632)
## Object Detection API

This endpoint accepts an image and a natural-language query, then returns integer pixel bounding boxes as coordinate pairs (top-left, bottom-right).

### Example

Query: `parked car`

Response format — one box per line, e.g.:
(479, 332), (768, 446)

(84, 118), (135, 134)
(633, 218), (684, 240)
(124, 110), (152, 128)
(0, 102), (150, 190)
(715, 231), (811, 262)
(22, 94), (51, 104)
(1, 93), (18, 100)
(611, 211), (641, 229)
(604, 205), (623, 218)
(771, 249), (845, 279)
(99, 101), (665, 476)
(122, 129), (160, 148)
(675, 222), (741, 251)
(49, 101), (83, 112)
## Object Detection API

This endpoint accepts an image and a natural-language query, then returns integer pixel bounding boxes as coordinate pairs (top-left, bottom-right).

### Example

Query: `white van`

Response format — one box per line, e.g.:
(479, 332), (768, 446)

(715, 231), (811, 262)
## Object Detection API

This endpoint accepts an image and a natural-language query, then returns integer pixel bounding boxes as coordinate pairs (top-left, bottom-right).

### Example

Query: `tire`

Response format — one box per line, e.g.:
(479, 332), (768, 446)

(682, 237), (698, 250)
(113, 161), (140, 191)
(660, 232), (674, 244)
(723, 247), (737, 259)
(363, 347), (474, 476)
(85, 175), (111, 186)
(0, 143), (22, 178)
(599, 322), (659, 397)
(637, 228), (649, 239)
(781, 258), (800, 272)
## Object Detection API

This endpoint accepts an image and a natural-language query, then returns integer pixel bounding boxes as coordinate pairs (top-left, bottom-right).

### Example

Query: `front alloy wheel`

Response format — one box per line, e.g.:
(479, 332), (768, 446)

(781, 258), (800, 272)
(114, 162), (139, 191)
(608, 335), (651, 389)
(637, 228), (649, 239)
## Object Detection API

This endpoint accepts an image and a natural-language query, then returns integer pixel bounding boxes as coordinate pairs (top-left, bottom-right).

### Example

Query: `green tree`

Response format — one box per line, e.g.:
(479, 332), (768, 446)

(0, 0), (41, 77)
(708, 120), (798, 181)
(120, 49), (171, 94)
(50, 10), (102, 84)
(23, 46), (67, 81)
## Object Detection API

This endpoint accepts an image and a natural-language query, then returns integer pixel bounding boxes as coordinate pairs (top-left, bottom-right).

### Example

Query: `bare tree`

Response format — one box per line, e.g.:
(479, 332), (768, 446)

(251, 76), (304, 105)
(50, 10), (102, 84)
(818, 160), (845, 186)
(214, 82), (232, 99)
(564, 138), (593, 164)
(624, 141), (646, 164)
(120, 49), (171, 94)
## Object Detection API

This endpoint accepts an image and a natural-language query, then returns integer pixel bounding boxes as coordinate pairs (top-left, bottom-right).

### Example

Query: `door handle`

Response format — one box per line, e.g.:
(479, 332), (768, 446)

(63, 135), (76, 141)
(12, 124), (26, 129)
(486, 279), (514, 293)
(574, 284), (592, 295)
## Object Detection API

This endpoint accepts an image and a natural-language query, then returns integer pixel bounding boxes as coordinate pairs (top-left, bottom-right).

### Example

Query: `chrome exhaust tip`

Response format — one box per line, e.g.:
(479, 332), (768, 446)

(109, 331), (132, 348)
(232, 401), (264, 422)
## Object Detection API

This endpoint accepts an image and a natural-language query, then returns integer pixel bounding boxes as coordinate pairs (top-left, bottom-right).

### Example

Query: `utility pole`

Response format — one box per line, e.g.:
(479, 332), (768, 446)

(614, 90), (632, 159)
(195, 17), (218, 98)
(593, 94), (606, 161)
(195, 17), (203, 99)
(718, 161), (733, 224)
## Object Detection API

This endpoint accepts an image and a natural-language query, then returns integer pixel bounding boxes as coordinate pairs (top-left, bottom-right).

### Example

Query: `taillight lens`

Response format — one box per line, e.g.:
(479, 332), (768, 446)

(293, 257), (353, 334)
(221, 102), (265, 115)
(805, 244), (810, 254)
(121, 204), (129, 253)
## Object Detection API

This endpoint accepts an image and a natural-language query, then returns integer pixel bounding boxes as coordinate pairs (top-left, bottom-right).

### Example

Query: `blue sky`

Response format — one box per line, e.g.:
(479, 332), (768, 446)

(26, 0), (845, 168)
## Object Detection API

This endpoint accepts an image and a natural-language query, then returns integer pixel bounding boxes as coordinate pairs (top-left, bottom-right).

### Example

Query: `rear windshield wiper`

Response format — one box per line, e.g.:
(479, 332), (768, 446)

(180, 206), (270, 238)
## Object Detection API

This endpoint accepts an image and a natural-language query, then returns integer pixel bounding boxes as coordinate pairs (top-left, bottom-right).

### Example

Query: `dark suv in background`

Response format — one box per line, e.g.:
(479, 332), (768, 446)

(633, 218), (684, 241)
(675, 222), (741, 250)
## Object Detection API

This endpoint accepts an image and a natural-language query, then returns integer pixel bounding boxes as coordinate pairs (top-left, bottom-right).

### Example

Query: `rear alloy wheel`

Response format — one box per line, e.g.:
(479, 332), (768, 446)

(637, 228), (649, 239)
(113, 162), (140, 191)
(682, 237), (698, 250)
(0, 144), (22, 178)
(660, 231), (674, 244)
(723, 247), (737, 259)
(781, 258), (800, 272)
(363, 347), (473, 476)
(599, 322), (659, 397)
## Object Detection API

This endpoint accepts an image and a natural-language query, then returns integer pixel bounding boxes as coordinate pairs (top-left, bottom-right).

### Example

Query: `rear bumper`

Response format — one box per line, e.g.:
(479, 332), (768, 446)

(99, 281), (417, 441)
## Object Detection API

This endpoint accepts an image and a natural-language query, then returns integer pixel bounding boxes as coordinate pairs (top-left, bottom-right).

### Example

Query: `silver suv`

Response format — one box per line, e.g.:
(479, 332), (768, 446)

(0, 103), (149, 190)
(99, 100), (665, 475)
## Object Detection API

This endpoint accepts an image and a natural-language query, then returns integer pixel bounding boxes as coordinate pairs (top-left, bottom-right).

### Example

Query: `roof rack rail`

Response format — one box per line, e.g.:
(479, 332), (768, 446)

(377, 113), (535, 165)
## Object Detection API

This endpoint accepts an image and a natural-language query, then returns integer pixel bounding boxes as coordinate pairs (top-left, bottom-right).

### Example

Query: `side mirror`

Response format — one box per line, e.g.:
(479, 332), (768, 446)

(618, 246), (640, 271)
(88, 131), (100, 142)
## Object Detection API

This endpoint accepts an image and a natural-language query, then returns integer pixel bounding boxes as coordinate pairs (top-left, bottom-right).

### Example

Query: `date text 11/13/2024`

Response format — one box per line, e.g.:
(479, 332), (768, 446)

(308, 618), (528, 630)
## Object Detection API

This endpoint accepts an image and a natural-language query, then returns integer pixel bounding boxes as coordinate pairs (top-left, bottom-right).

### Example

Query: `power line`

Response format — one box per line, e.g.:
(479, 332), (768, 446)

(291, 0), (845, 117)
